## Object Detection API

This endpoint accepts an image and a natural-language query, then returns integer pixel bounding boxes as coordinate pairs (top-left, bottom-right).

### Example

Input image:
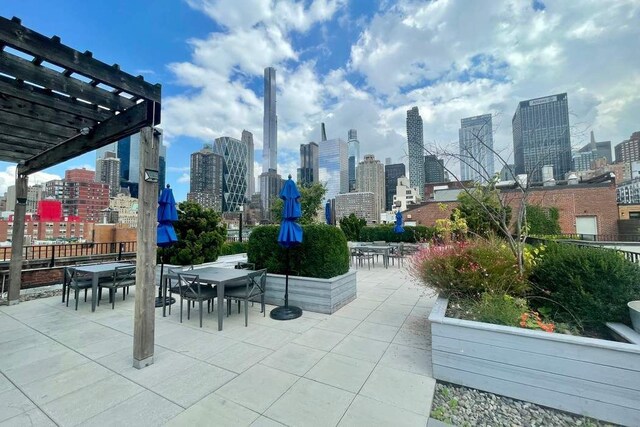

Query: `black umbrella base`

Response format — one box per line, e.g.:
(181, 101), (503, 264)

(155, 296), (176, 308)
(270, 305), (303, 321)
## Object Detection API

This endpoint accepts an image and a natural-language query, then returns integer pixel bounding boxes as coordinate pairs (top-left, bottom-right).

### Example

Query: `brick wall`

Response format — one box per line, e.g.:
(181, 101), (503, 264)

(404, 201), (459, 226)
(503, 183), (618, 235)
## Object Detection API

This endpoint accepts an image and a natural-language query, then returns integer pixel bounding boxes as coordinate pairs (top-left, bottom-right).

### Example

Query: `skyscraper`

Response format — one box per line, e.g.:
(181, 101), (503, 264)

(513, 93), (571, 182)
(263, 67), (277, 173)
(459, 114), (494, 183)
(213, 136), (249, 212)
(96, 151), (121, 196)
(407, 106), (425, 191)
(385, 163), (406, 211)
(614, 131), (640, 163)
(319, 138), (348, 202)
(260, 67), (282, 217)
(424, 154), (445, 183)
(579, 131), (612, 163)
(356, 154), (385, 222)
(348, 129), (360, 192)
(298, 142), (319, 186)
(187, 144), (223, 211)
(242, 130), (255, 198)
(95, 130), (166, 198)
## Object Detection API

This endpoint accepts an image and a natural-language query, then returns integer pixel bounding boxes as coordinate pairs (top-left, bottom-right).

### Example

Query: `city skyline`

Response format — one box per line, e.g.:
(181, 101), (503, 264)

(1, 1), (639, 202)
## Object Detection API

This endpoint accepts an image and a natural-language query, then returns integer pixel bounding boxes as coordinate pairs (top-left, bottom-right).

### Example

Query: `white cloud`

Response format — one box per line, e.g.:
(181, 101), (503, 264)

(163, 0), (640, 186)
(0, 166), (61, 196)
(177, 173), (190, 184)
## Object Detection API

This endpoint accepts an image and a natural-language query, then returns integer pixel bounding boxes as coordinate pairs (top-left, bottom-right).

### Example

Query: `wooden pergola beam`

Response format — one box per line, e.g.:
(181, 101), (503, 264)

(2, 109), (78, 139)
(0, 134), (56, 152)
(0, 17), (161, 102)
(0, 93), (98, 129)
(0, 149), (35, 162)
(0, 51), (136, 112)
(0, 123), (63, 144)
(18, 100), (156, 175)
(0, 75), (110, 122)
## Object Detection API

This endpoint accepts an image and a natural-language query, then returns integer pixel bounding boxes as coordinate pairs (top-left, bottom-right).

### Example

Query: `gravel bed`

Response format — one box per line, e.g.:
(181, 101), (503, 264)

(0, 285), (63, 305)
(431, 382), (618, 427)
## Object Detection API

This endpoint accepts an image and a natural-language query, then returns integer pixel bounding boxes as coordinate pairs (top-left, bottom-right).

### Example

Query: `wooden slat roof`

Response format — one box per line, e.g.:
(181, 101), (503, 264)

(0, 16), (161, 174)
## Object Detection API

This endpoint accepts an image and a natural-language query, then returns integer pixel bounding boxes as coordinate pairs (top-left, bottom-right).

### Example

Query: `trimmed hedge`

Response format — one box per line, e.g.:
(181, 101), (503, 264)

(359, 225), (436, 243)
(219, 241), (249, 256)
(530, 242), (640, 332)
(247, 224), (350, 279)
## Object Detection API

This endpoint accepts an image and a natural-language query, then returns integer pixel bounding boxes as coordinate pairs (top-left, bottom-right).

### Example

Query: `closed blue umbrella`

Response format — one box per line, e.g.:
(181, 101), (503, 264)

(156, 185), (178, 308)
(394, 210), (405, 234)
(325, 201), (331, 225)
(272, 176), (303, 320)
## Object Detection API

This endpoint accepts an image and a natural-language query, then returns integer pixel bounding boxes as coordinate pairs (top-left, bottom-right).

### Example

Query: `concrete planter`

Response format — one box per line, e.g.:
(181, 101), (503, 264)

(264, 270), (357, 314)
(429, 297), (640, 426)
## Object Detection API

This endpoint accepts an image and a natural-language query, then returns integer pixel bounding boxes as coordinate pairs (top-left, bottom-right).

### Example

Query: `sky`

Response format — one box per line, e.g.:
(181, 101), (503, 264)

(1, 0), (639, 202)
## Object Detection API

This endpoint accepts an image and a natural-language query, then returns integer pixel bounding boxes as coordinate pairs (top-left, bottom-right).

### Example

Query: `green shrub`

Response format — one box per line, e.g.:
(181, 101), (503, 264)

(339, 214), (367, 241)
(409, 237), (530, 298)
(530, 243), (640, 331)
(360, 225), (435, 243)
(247, 224), (349, 279)
(472, 294), (527, 327)
(219, 241), (249, 256)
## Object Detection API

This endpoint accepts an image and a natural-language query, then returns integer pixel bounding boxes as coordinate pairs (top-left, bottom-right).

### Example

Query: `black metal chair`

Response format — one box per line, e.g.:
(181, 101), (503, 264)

(65, 268), (93, 310)
(167, 266), (193, 315)
(177, 273), (217, 327)
(224, 269), (267, 327)
(388, 243), (406, 267)
(351, 247), (375, 269)
(98, 265), (136, 309)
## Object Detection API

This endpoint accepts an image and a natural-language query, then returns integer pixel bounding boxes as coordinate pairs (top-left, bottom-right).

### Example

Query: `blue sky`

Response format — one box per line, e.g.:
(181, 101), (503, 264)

(1, 0), (639, 202)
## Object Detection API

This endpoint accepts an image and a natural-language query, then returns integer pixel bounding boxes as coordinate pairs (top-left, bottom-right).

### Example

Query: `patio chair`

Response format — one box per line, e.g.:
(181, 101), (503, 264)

(65, 268), (93, 310)
(98, 265), (136, 309)
(167, 266), (193, 315)
(224, 268), (267, 327)
(351, 247), (375, 270)
(388, 243), (406, 267)
(177, 272), (217, 327)
(235, 262), (255, 270)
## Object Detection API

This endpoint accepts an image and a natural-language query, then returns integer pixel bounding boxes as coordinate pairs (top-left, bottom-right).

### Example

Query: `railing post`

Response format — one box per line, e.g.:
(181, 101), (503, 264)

(118, 242), (123, 261)
(50, 244), (55, 268)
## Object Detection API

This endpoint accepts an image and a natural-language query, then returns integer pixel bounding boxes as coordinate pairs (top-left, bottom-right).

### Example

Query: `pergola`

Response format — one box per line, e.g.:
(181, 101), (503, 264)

(0, 16), (161, 368)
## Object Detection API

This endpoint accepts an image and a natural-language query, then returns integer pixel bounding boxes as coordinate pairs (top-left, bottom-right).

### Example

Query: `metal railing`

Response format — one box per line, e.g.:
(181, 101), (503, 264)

(0, 241), (137, 264)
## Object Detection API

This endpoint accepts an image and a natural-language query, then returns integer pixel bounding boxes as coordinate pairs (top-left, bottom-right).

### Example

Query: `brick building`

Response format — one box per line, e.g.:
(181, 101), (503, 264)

(0, 218), (94, 243)
(405, 181), (619, 237)
(44, 169), (110, 222)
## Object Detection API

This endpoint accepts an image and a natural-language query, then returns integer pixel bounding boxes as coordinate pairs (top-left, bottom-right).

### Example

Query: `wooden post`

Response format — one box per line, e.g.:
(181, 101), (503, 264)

(133, 126), (159, 369)
(7, 174), (28, 304)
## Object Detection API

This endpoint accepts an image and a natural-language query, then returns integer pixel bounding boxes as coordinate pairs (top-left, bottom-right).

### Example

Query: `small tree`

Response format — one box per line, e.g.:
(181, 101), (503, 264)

(455, 184), (512, 238)
(339, 213), (367, 241)
(159, 201), (226, 265)
(271, 182), (327, 224)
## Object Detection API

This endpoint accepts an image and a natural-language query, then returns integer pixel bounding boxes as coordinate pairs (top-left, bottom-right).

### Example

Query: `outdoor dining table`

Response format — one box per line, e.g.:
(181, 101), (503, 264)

(354, 245), (391, 268)
(63, 262), (134, 312)
(162, 266), (253, 331)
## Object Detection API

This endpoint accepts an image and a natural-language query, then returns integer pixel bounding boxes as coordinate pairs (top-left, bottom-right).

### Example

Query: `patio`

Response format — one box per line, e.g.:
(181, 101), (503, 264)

(0, 264), (437, 426)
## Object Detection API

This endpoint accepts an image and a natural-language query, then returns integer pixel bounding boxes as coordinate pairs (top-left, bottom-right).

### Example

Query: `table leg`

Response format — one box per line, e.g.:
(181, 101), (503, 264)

(91, 273), (98, 312)
(217, 282), (224, 331)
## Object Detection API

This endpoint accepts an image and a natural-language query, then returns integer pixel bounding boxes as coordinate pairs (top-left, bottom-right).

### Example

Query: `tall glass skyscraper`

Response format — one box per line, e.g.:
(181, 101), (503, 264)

(95, 130), (166, 198)
(348, 129), (360, 192)
(319, 138), (348, 202)
(213, 136), (249, 212)
(298, 142), (319, 186)
(513, 93), (571, 182)
(459, 114), (494, 183)
(407, 107), (425, 191)
(263, 67), (277, 173)
(424, 155), (445, 183)
(385, 163), (406, 211)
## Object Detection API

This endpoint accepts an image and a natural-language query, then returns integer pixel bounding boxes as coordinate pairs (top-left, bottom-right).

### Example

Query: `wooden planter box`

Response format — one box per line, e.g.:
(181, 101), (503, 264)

(429, 297), (640, 426)
(264, 270), (357, 314)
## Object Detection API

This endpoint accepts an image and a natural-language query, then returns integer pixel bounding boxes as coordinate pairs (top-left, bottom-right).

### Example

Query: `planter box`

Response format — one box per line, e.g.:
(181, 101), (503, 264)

(264, 270), (357, 314)
(429, 297), (640, 426)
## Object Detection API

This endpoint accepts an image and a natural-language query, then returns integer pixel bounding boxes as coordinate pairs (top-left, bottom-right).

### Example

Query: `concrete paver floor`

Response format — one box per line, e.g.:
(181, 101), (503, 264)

(0, 263), (437, 426)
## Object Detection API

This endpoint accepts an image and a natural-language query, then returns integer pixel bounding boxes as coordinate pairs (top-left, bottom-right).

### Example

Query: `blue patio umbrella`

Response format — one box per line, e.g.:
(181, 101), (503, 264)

(271, 175), (303, 320)
(393, 210), (405, 234)
(325, 201), (332, 225)
(156, 185), (179, 308)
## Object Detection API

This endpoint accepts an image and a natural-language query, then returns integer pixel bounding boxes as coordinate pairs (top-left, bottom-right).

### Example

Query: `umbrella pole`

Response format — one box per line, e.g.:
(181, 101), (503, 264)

(270, 246), (302, 321)
(155, 252), (176, 309)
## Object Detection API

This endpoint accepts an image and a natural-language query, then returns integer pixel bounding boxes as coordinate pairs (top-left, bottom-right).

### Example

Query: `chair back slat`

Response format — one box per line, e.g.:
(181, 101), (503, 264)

(246, 269), (267, 295)
(177, 273), (201, 296)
